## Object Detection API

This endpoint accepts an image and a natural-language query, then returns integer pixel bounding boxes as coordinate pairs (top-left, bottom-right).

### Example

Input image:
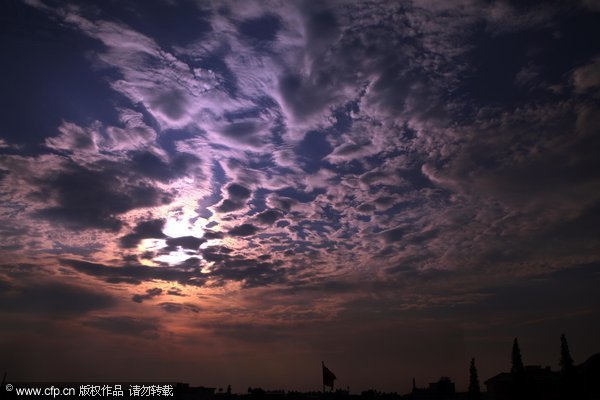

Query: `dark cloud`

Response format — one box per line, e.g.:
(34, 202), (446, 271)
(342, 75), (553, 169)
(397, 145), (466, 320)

(238, 14), (281, 42)
(166, 287), (185, 296)
(1, 281), (116, 316)
(165, 236), (205, 250)
(228, 223), (258, 237)
(215, 183), (252, 213)
(122, 254), (139, 263)
(357, 203), (376, 213)
(279, 73), (335, 119)
(63, 259), (207, 287)
(63, 252), (285, 290)
(202, 230), (224, 240)
(374, 196), (395, 207)
(359, 171), (390, 187)
(267, 196), (298, 212)
(83, 316), (159, 336)
(131, 287), (163, 303)
(255, 209), (284, 225)
(35, 164), (172, 232)
(201, 246), (232, 262)
(175, 257), (202, 268)
(158, 302), (184, 313)
(129, 151), (199, 183)
(369, 62), (415, 113)
(332, 142), (365, 156)
(158, 302), (200, 314)
(209, 256), (287, 288)
(220, 122), (262, 146)
(149, 88), (187, 120)
(120, 219), (166, 248)
(381, 226), (406, 243)
(215, 199), (243, 213)
(304, 8), (338, 44)
(130, 151), (171, 181)
(1, 263), (54, 281)
(227, 183), (251, 200)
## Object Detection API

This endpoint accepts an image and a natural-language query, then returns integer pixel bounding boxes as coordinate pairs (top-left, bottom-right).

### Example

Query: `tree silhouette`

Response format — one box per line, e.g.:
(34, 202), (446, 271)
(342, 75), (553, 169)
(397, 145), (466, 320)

(468, 358), (481, 400)
(560, 334), (574, 373)
(511, 338), (527, 400)
(511, 338), (525, 375)
(559, 334), (578, 400)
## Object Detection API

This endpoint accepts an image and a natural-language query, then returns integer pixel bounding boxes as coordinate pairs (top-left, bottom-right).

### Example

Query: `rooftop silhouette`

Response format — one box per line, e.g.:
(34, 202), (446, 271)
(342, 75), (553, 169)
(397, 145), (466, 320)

(129, 336), (600, 400)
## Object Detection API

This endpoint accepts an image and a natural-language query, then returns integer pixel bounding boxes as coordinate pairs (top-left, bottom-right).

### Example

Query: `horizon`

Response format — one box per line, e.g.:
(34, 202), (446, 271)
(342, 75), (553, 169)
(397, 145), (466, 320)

(4, 345), (599, 396)
(1, 0), (599, 395)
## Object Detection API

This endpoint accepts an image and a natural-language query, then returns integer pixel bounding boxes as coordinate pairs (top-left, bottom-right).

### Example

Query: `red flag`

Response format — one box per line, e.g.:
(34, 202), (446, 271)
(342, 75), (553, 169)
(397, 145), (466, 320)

(322, 362), (337, 389)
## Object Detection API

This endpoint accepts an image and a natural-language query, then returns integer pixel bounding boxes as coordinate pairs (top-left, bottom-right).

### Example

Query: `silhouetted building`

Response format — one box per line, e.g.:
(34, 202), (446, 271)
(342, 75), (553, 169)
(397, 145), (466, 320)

(405, 377), (457, 400)
(216, 385), (237, 400)
(579, 353), (600, 399)
(485, 355), (600, 400)
(483, 372), (512, 400)
(175, 383), (216, 400)
(484, 365), (560, 400)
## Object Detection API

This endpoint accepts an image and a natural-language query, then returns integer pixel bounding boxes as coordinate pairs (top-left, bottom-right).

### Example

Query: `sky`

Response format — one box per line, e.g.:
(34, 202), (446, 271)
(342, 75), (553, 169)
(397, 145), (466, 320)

(1, 0), (600, 394)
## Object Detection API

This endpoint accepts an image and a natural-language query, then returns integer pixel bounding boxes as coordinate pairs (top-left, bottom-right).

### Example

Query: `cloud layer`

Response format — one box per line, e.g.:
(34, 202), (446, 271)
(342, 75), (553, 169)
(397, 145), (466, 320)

(1, 0), (599, 392)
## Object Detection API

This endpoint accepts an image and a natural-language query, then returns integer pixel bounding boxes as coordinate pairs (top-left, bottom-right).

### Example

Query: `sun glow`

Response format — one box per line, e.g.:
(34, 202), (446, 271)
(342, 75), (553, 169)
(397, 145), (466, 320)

(163, 213), (203, 238)
(135, 207), (227, 266)
(154, 249), (195, 265)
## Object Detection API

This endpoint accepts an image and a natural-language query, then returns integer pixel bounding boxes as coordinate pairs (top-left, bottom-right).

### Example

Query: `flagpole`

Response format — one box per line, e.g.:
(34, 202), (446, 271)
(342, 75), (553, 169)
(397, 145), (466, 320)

(321, 361), (325, 394)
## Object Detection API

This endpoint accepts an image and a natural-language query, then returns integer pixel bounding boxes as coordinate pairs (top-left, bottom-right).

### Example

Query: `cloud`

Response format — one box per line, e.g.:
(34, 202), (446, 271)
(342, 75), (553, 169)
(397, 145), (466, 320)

(278, 73), (337, 121)
(158, 302), (200, 314)
(380, 226), (406, 244)
(215, 183), (253, 213)
(165, 236), (205, 251)
(255, 209), (284, 225)
(131, 287), (163, 303)
(34, 163), (172, 232)
(209, 256), (287, 288)
(266, 195), (299, 213)
(63, 259), (208, 287)
(228, 223), (259, 237)
(581, 0), (600, 11)
(202, 230), (224, 240)
(149, 89), (188, 121)
(573, 57), (600, 92)
(201, 246), (233, 262)
(45, 113), (158, 156)
(227, 183), (252, 200)
(1, 280), (116, 317)
(120, 219), (166, 248)
(218, 121), (268, 147)
(129, 151), (200, 183)
(45, 121), (98, 153)
(166, 287), (185, 296)
(83, 316), (160, 336)
(7, 0), (600, 340)
(238, 14), (282, 42)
